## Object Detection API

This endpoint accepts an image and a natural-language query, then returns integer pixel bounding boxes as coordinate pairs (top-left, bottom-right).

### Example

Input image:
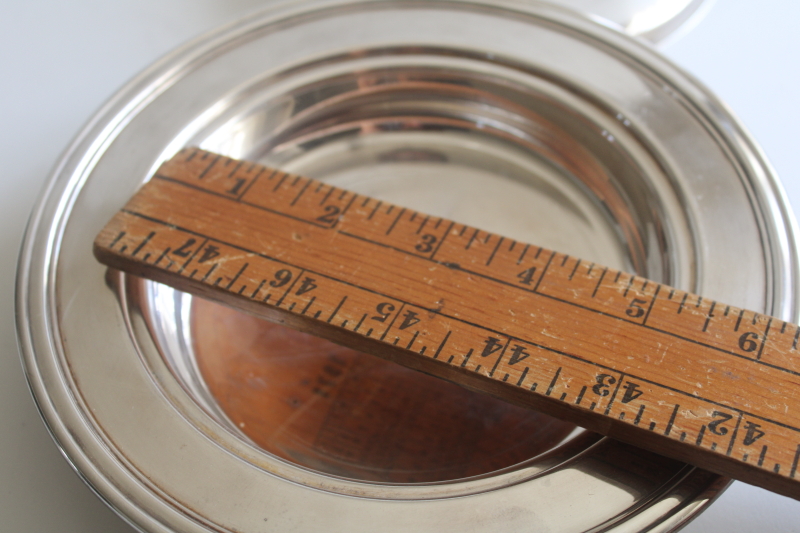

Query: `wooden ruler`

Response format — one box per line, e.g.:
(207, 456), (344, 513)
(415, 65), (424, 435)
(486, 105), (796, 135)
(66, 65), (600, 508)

(94, 147), (800, 500)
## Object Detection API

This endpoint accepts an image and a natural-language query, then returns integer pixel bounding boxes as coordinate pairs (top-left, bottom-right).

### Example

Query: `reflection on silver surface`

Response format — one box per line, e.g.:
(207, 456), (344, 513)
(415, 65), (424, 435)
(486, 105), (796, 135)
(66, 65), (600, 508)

(16, 1), (798, 532)
(551, 0), (715, 43)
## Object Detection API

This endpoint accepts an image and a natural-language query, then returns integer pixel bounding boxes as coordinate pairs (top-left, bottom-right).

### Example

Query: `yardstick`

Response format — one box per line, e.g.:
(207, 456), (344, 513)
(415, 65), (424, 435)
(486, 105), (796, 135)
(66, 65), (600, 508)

(95, 147), (800, 500)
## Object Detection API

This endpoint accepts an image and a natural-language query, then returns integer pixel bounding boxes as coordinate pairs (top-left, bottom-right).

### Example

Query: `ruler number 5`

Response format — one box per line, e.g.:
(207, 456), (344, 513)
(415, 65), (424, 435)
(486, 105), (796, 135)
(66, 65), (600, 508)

(626, 298), (648, 318)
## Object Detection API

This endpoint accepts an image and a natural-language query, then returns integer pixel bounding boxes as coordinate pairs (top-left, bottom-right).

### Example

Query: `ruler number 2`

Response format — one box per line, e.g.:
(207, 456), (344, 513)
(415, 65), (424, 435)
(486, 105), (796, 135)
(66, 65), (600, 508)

(316, 205), (341, 225)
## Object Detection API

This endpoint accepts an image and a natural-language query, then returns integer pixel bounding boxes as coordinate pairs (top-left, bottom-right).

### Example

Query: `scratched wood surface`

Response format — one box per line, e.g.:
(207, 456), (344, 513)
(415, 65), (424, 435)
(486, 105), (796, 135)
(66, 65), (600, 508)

(94, 147), (800, 500)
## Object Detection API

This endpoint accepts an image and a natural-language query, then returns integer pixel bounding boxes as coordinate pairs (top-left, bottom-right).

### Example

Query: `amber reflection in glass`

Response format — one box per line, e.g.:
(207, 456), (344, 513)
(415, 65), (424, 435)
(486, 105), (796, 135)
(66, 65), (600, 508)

(192, 298), (576, 483)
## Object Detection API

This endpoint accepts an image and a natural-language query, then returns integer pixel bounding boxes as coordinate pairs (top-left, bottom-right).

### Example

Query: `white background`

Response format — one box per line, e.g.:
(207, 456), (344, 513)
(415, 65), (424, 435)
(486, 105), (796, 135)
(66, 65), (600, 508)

(2, 1), (799, 531)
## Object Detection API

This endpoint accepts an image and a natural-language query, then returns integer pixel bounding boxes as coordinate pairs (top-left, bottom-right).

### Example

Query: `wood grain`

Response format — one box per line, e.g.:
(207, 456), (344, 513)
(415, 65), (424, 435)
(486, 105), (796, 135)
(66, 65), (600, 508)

(94, 147), (800, 500)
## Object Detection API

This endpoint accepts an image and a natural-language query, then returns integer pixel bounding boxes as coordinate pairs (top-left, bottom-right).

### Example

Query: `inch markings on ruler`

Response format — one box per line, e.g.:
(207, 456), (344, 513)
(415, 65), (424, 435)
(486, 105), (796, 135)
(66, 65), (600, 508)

(94, 147), (800, 500)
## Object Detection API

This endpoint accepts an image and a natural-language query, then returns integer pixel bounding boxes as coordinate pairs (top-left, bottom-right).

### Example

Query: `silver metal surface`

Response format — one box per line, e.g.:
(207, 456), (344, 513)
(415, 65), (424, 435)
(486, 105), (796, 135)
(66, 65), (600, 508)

(550, 0), (715, 44)
(16, 0), (799, 532)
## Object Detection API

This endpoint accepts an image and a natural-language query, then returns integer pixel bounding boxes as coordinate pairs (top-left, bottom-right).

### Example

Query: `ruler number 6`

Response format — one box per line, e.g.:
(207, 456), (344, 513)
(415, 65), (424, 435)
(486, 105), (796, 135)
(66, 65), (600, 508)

(738, 332), (760, 352)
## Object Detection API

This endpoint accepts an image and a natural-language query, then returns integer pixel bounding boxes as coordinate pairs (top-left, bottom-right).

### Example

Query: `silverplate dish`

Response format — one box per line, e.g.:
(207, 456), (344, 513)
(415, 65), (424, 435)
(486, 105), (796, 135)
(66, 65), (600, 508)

(17, 1), (799, 531)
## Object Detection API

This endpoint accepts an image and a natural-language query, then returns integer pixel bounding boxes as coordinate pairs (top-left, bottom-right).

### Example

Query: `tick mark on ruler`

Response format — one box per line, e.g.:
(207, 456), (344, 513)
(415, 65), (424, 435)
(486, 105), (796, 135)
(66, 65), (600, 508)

(516, 244), (529, 265)
(465, 228), (480, 250)
(385, 208), (406, 235)
(433, 331), (451, 360)
(791, 445), (800, 478)
(251, 280), (265, 299)
(758, 446), (768, 467)
(319, 185), (335, 205)
(486, 237), (504, 266)
(367, 201), (382, 220)
(271, 173), (288, 192)
(354, 314), (366, 332)
(327, 296), (347, 323)
(623, 276), (634, 297)
(290, 179), (311, 206)
(634, 405), (645, 425)
(735, 309), (745, 331)
(569, 259), (582, 280)
(696, 425), (707, 445)
(109, 231), (126, 249)
(576, 386), (586, 405)
(591, 268), (608, 298)
(703, 302), (717, 332)
(546, 368), (562, 396)
(406, 331), (419, 349)
(677, 293), (688, 314)
(664, 404), (679, 436)
(301, 297), (316, 314)
(155, 247), (170, 266)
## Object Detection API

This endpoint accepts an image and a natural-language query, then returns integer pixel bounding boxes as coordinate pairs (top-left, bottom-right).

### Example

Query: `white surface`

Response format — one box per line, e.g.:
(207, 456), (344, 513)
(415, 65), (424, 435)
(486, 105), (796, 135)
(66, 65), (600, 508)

(1, 1), (798, 531)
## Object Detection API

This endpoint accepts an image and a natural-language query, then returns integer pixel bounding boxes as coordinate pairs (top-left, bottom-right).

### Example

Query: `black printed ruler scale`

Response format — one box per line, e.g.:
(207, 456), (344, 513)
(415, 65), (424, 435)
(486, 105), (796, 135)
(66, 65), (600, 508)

(94, 147), (800, 500)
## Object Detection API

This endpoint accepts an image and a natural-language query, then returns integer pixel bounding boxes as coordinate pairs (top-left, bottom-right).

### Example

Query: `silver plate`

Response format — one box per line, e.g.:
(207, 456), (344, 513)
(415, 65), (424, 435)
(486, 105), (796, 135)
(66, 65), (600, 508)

(17, 1), (799, 532)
